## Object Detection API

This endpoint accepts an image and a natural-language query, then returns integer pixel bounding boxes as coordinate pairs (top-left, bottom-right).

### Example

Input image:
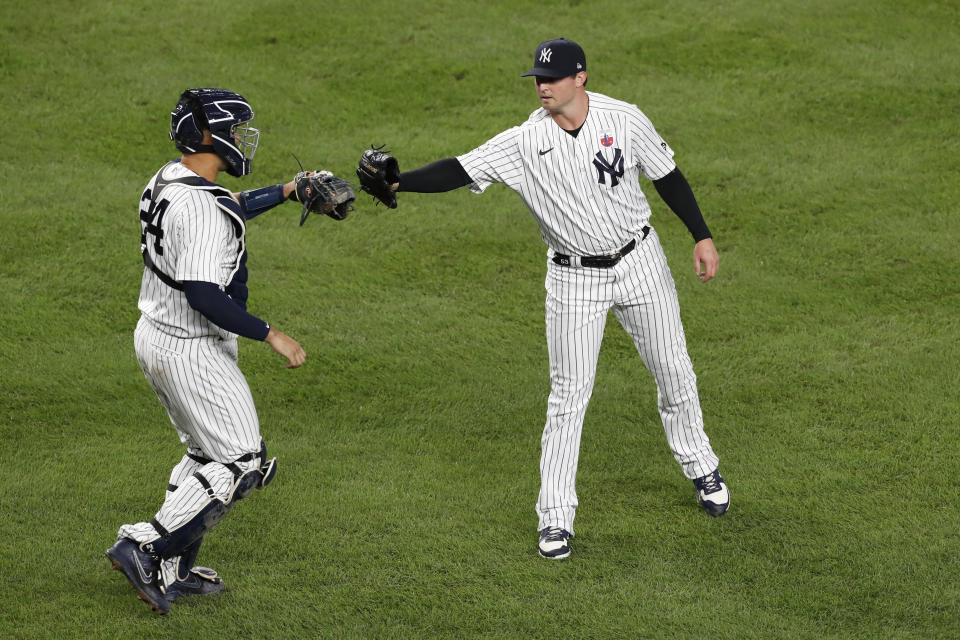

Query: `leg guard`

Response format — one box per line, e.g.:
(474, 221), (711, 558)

(160, 453), (207, 582)
(142, 449), (277, 560)
(119, 441), (277, 562)
(162, 536), (204, 586)
(230, 457), (277, 499)
(225, 440), (277, 499)
(142, 462), (237, 559)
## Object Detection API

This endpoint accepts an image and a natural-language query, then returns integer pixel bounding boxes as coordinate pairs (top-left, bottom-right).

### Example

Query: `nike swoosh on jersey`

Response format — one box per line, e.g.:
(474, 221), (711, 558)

(538, 148), (554, 156)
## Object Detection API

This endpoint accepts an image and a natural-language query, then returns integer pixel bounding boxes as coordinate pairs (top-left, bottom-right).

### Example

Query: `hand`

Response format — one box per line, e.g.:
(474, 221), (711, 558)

(265, 327), (306, 368)
(694, 238), (719, 283)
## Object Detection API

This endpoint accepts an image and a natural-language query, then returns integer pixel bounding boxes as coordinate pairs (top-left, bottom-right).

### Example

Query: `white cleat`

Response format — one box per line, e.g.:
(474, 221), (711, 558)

(538, 527), (572, 559)
(694, 469), (730, 517)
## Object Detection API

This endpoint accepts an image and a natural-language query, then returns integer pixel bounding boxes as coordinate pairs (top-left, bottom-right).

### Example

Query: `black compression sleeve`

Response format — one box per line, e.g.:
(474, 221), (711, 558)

(397, 158), (472, 193)
(183, 281), (270, 341)
(653, 167), (712, 242)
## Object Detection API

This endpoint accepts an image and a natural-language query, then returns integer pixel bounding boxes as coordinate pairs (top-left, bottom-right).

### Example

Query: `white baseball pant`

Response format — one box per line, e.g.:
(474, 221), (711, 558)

(537, 228), (719, 534)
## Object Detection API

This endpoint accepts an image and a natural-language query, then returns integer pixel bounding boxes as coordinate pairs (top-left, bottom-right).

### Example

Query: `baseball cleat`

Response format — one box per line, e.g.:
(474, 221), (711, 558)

(164, 566), (225, 602)
(694, 469), (730, 517)
(105, 538), (170, 614)
(538, 527), (572, 559)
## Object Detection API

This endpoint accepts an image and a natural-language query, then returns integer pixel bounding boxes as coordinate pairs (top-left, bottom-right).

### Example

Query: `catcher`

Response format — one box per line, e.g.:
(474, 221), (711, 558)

(108, 87), (356, 616)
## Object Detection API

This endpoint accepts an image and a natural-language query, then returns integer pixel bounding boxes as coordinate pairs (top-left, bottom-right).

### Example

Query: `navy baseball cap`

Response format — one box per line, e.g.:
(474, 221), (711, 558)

(521, 38), (586, 78)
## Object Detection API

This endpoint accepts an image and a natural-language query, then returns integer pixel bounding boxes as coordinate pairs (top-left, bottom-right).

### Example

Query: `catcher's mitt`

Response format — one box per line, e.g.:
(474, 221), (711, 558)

(292, 171), (356, 226)
(356, 145), (400, 209)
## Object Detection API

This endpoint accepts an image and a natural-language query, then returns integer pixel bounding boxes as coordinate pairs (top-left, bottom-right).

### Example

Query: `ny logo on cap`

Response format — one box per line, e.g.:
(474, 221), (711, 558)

(540, 48), (553, 63)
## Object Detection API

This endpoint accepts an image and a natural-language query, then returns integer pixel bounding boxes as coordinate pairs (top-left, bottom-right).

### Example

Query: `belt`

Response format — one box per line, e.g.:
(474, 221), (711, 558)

(552, 226), (650, 268)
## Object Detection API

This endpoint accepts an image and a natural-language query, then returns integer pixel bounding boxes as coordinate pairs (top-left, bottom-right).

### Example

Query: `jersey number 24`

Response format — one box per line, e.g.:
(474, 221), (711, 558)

(139, 189), (170, 256)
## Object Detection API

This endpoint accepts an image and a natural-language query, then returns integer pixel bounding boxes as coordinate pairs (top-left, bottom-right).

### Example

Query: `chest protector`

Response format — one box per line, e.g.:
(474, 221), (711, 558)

(140, 163), (247, 301)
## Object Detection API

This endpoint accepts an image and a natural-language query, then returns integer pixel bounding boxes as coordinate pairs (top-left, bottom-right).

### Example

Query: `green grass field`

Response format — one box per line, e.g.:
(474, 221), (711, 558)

(1, 0), (958, 637)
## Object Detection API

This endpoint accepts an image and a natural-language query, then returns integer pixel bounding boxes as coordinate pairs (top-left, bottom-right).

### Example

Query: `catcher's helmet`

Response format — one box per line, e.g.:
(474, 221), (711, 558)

(170, 88), (259, 177)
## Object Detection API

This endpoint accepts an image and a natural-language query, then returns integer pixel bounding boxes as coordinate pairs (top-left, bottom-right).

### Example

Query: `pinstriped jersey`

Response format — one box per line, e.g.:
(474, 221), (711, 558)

(137, 161), (246, 340)
(457, 91), (676, 256)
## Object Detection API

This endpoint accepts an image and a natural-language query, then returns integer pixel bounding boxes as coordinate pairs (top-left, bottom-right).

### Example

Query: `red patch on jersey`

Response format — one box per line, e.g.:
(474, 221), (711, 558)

(601, 134), (614, 147)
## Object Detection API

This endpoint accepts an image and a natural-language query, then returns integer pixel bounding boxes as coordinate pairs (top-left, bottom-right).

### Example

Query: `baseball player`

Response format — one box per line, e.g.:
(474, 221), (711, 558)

(356, 39), (729, 560)
(105, 88), (311, 614)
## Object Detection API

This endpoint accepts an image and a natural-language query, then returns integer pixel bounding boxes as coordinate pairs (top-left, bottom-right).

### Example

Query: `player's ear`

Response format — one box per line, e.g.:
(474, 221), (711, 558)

(575, 71), (587, 88)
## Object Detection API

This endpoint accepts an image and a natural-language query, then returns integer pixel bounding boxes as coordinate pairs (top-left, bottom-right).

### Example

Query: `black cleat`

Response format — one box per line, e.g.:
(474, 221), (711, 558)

(164, 566), (225, 602)
(105, 538), (170, 615)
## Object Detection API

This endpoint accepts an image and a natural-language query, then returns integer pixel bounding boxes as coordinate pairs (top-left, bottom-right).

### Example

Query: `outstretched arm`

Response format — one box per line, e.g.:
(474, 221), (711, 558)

(396, 158), (472, 193)
(235, 183), (298, 220)
(357, 148), (472, 208)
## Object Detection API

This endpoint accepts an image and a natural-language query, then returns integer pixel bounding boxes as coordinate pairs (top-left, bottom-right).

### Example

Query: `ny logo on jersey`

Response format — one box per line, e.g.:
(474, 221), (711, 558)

(593, 148), (625, 187)
(540, 48), (552, 63)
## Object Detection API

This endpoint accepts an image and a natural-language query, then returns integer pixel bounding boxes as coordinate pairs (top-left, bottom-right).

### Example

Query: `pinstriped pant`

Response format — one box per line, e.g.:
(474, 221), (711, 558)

(119, 318), (263, 551)
(134, 317), (262, 463)
(537, 228), (719, 534)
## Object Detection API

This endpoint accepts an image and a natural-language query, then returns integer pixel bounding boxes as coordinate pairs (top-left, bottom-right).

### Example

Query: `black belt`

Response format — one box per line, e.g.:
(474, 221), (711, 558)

(552, 226), (650, 268)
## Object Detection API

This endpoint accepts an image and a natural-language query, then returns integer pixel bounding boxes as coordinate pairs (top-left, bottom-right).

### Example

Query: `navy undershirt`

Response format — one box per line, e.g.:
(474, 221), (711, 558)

(652, 168), (711, 241)
(398, 158), (471, 193)
(183, 281), (270, 341)
(398, 156), (711, 242)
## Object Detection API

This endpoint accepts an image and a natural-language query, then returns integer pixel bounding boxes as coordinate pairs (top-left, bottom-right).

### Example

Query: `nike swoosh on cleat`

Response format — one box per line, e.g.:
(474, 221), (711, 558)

(538, 148), (554, 156)
(133, 553), (153, 583)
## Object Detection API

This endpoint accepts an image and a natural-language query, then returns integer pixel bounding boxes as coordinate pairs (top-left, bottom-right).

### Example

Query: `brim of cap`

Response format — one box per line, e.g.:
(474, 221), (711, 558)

(520, 67), (570, 78)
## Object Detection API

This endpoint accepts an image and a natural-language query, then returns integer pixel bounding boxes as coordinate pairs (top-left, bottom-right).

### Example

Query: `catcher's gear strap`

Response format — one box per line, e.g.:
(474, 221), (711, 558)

(184, 442), (275, 496)
(237, 184), (286, 220)
(397, 157), (472, 193)
(143, 246), (184, 290)
(652, 167), (711, 242)
(185, 442), (265, 468)
(150, 517), (171, 538)
(141, 162), (247, 291)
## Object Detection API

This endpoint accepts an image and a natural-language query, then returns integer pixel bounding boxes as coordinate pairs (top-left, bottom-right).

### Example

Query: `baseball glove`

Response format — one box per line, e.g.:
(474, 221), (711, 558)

(356, 145), (400, 209)
(293, 171), (356, 226)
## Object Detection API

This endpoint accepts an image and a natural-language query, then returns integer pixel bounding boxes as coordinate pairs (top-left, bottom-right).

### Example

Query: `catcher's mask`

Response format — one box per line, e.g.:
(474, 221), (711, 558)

(170, 88), (260, 177)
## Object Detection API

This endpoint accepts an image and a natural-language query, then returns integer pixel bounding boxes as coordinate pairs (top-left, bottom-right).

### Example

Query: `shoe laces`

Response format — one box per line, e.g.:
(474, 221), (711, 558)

(543, 527), (568, 542)
(697, 471), (722, 494)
